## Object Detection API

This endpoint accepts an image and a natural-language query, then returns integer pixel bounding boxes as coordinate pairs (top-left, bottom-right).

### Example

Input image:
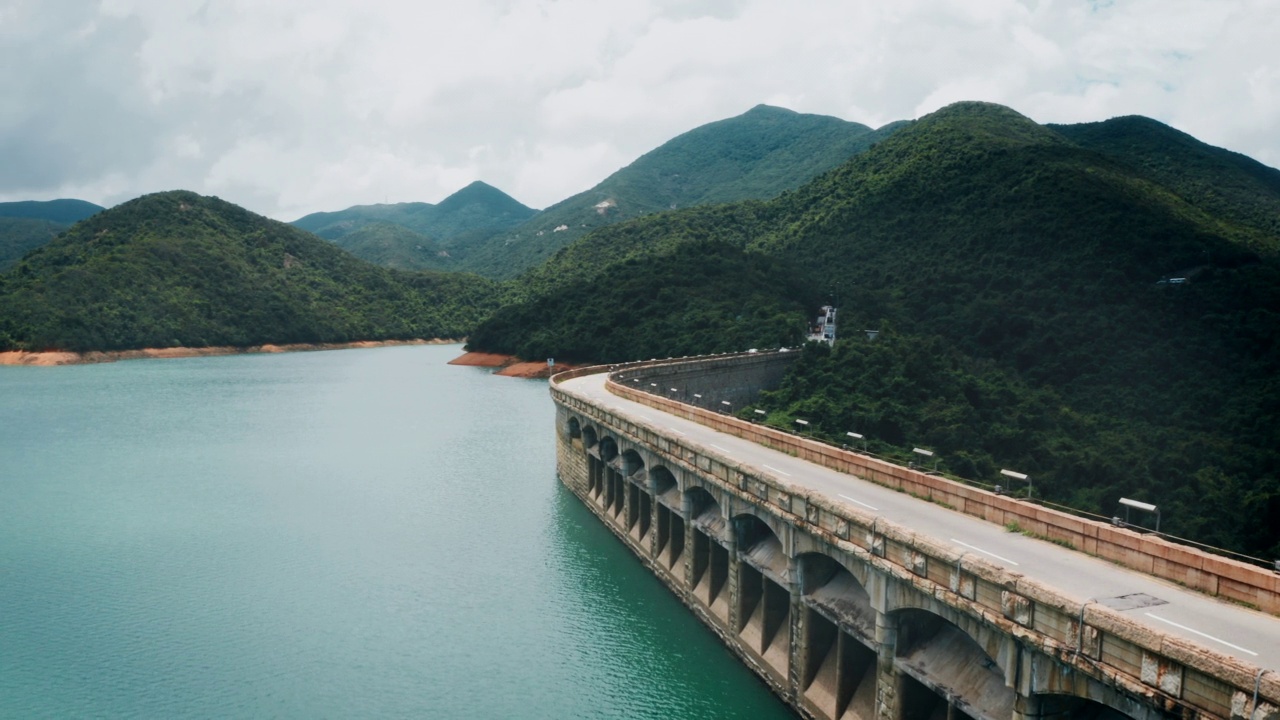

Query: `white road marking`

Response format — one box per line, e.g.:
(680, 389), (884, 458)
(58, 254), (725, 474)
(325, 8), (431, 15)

(762, 464), (792, 477)
(838, 494), (878, 511)
(667, 427), (686, 436)
(709, 444), (731, 453)
(950, 539), (1020, 566)
(1144, 613), (1258, 656)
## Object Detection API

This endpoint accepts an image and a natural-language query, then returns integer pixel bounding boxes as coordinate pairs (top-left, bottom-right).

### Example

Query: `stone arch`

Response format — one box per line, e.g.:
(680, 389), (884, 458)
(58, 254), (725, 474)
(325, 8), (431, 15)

(598, 436), (619, 463)
(620, 448), (644, 478)
(620, 448), (649, 538)
(650, 466), (677, 497)
(890, 607), (1016, 720)
(734, 512), (792, 686)
(651, 466), (683, 571)
(1033, 693), (1147, 720)
(566, 415), (582, 439)
(796, 551), (879, 720)
(582, 425), (598, 449)
(797, 552), (874, 640)
(686, 486), (730, 618)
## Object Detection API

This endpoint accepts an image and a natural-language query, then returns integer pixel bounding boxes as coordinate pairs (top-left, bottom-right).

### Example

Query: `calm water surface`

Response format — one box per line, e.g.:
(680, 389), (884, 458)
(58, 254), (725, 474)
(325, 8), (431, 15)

(0, 344), (794, 719)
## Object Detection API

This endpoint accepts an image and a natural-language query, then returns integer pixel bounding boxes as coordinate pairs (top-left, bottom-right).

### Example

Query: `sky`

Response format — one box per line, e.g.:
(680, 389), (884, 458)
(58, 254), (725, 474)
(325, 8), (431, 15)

(1, 0), (1277, 220)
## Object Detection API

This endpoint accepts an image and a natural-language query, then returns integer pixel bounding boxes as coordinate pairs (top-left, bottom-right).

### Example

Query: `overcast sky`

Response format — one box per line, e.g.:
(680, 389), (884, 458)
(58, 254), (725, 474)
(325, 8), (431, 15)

(1, 0), (1277, 220)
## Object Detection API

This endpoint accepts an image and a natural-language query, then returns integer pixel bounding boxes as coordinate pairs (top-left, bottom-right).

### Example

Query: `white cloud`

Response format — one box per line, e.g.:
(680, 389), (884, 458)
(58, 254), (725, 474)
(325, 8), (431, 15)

(0, 0), (1275, 218)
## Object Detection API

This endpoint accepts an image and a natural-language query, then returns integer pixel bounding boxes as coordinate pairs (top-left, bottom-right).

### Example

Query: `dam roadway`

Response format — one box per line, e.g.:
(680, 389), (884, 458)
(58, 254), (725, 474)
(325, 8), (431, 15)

(560, 370), (1280, 670)
(553, 354), (1280, 720)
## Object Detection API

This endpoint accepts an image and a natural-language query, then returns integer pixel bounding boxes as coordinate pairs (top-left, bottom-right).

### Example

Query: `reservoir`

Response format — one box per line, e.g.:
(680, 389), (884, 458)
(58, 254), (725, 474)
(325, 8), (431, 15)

(0, 344), (793, 719)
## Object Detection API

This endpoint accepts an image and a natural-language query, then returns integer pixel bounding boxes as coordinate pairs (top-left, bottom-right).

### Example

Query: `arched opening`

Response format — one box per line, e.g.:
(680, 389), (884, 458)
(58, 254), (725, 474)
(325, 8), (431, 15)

(734, 513), (791, 683)
(892, 608), (1014, 720)
(584, 426), (603, 499)
(566, 416), (582, 440)
(598, 437), (623, 520)
(1034, 695), (1142, 720)
(798, 553), (878, 720)
(651, 467), (682, 570)
(687, 486), (729, 620)
(621, 450), (649, 541)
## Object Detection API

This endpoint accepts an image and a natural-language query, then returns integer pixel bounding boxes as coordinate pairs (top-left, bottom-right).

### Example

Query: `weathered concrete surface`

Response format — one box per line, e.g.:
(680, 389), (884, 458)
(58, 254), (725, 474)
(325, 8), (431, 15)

(552, 354), (1280, 720)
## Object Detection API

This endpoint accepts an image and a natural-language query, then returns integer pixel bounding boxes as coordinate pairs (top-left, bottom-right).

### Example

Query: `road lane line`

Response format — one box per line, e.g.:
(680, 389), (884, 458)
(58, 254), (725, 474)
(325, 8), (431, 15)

(667, 427), (686, 436)
(762, 464), (792, 477)
(838, 494), (878, 511)
(709, 444), (730, 453)
(950, 539), (1020, 566)
(1143, 613), (1258, 656)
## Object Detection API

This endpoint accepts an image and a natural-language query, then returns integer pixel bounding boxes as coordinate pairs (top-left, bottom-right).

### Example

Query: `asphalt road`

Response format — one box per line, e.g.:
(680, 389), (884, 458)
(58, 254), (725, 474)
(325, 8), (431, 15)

(561, 372), (1280, 671)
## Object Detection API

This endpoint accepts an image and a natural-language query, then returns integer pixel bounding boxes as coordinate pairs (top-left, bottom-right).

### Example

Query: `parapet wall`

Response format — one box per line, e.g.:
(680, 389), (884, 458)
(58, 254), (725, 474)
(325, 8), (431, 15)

(578, 353), (1280, 617)
(611, 350), (800, 408)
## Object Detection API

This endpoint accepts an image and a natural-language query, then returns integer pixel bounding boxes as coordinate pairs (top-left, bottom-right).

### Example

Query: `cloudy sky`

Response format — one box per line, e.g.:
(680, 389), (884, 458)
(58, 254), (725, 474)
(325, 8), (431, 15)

(2, 0), (1277, 220)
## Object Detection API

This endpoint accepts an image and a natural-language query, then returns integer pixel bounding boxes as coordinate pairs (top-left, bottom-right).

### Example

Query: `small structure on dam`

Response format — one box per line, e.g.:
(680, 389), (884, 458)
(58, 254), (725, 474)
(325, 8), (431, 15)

(551, 351), (1280, 720)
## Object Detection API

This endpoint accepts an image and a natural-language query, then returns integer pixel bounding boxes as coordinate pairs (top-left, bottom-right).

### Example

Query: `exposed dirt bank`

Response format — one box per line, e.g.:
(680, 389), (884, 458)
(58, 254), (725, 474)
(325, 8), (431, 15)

(446, 351), (514, 368)
(0, 339), (459, 367)
(448, 351), (580, 379)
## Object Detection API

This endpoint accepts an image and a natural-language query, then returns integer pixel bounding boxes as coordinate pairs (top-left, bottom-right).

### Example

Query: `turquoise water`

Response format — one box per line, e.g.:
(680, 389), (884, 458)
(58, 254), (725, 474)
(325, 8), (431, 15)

(0, 344), (793, 719)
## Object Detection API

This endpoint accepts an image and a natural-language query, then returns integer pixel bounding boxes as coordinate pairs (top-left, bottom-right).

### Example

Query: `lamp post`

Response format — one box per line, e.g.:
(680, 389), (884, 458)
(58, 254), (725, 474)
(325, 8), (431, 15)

(1118, 497), (1160, 533)
(1000, 469), (1031, 500)
(753, 409), (767, 420)
(795, 419), (809, 435)
(720, 400), (732, 414)
(846, 431), (865, 452)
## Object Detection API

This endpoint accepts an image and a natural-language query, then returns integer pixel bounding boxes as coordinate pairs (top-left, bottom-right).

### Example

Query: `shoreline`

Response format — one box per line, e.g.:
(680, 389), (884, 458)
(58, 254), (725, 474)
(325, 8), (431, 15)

(0, 338), (460, 367)
(448, 350), (581, 379)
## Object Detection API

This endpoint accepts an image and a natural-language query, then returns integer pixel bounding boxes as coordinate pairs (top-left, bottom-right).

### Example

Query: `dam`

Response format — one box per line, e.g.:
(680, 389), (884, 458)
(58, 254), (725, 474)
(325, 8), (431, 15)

(551, 351), (1280, 720)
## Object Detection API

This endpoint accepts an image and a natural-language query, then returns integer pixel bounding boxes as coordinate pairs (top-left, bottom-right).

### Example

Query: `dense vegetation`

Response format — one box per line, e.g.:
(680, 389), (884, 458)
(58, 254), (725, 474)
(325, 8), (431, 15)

(0, 199), (105, 270)
(291, 181), (536, 267)
(0, 191), (497, 351)
(471, 102), (1280, 557)
(326, 222), (453, 272)
(458, 105), (903, 278)
(0, 198), (104, 224)
(1, 218), (68, 271)
(468, 241), (817, 362)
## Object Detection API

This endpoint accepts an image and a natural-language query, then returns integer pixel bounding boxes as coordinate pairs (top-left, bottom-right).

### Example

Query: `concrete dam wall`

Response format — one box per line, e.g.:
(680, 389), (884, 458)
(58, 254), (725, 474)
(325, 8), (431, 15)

(551, 352), (1280, 720)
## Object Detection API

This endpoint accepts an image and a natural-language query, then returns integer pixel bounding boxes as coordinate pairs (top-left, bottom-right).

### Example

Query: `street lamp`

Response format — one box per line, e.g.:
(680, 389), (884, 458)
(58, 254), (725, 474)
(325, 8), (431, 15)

(753, 409), (767, 419)
(913, 447), (936, 471)
(795, 419), (810, 434)
(720, 400), (732, 414)
(1118, 497), (1160, 533)
(846, 431), (865, 451)
(1000, 469), (1032, 500)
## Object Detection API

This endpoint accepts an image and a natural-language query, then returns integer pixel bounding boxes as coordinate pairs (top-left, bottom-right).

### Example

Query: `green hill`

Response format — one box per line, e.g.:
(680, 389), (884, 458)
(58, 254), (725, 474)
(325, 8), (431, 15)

(291, 181), (536, 252)
(0, 199), (107, 270)
(471, 101), (1280, 556)
(0, 191), (498, 352)
(0, 198), (104, 224)
(1, 218), (68, 271)
(1051, 115), (1280, 244)
(328, 222), (453, 272)
(456, 105), (903, 278)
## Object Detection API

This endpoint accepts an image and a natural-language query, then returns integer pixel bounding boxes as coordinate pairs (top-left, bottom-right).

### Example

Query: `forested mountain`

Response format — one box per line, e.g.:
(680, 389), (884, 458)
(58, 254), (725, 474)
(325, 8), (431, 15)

(457, 104), (904, 278)
(0, 199), (106, 270)
(327, 222), (452, 272)
(469, 101), (1280, 556)
(0, 198), (104, 224)
(0, 191), (497, 352)
(292, 180), (535, 255)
